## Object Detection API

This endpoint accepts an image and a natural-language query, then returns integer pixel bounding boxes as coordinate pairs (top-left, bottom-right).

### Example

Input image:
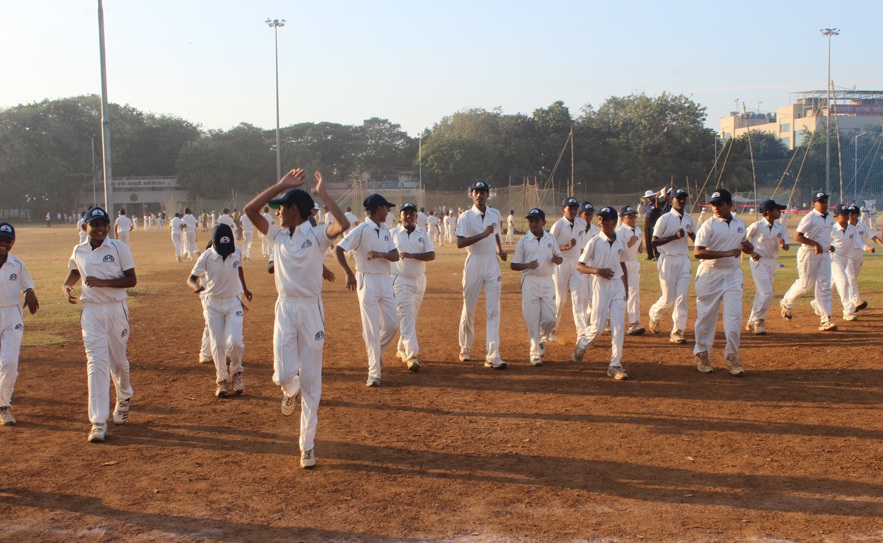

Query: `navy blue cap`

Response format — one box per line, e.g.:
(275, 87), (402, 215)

(597, 206), (618, 221)
(212, 224), (236, 257)
(620, 205), (637, 216)
(363, 193), (396, 211)
(562, 197), (579, 207)
(580, 202), (594, 214)
(84, 206), (111, 223)
(709, 189), (733, 204)
(673, 188), (688, 199)
(469, 181), (490, 192)
(759, 199), (787, 213)
(400, 202), (418, 212)
(268, 189), (314, 215)
(833, 204), (850, 216)
(847, 204), (860, 214)
(525, 208), (545, 220)
(812, 191), (830, 202)
(0, 222), (14, 240)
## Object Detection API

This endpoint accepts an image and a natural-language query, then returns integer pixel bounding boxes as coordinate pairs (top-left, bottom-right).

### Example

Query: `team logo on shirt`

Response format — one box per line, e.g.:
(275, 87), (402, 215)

(617, 248), (624, 254)
(233, 261), (240, 268)
(315, 331), (325, 341)
(418, 237), (424, 243)
(103, 255), (115, 262)
(301, 239), (313, 249)
(236, 310), (243, 317)
(384, 235), (390, 241)
(121, 329), (128, 338)
(14, 324), (22, 330)
(8, 273), (16, 281)
(737, 227), (744, 233)
(497, 275), (502, 282)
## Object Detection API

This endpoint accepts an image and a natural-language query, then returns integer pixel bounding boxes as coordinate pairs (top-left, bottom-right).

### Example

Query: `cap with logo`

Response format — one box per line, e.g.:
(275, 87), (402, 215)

(597, 206), (618, 221)
(0, 222), (15, 240)
(268, 188), (315, 215)
(562, 197), (579, 208)
(673, 188), (688, 199)
(400, 202), (418, 212)
(709, 189), (733, 204)
(759, 199), (787, 214)
(363, 193), (396, 211)
(84, 206), (111, 223)
(211, 224), (236, 257)
(525, 208), (545, 220)
(620, 205), (637, 216)
(847, 204), (860, 214)
(833, 204), (851, 216)
(812, 191), (830, 202)
(580, 202), (595, 214)
(469, 181), (490, 193)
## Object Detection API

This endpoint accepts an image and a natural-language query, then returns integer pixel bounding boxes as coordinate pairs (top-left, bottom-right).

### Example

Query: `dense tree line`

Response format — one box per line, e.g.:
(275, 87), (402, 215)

(2, 93), (878, 214)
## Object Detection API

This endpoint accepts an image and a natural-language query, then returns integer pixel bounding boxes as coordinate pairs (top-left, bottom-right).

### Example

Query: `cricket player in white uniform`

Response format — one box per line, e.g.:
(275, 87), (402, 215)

(745, 199), (790, 335)
(505, 210), (516, 244)
(170, 213), (185, 262)
(218, 209), (237, 238)
(188, 224), (253, 397)
(572, 206), (630, 380)
(344, 208), (360, 235)
(416, 208), (429, 232)
(444, 211), (456, 243)
(182, 208), (200, 260)
(244, 168), (348, 469)
(692, 189), (753, 375)
(428, 211), (441, 245)
(391, 202), (435, 371)
(829, 205), (863, 321)
(63, 206), (136, 443)
(76, 212), (88, 244)
(578, 202), (600, 319)
(456, 182), (508, 369)
(240, 213), (255, 260)
(549, 197), (587, 342)
(261, 207), (275, 258)
(780, 192), (836, 331)
(648, 188), (696, 344)
(0, 223), (40, 426)
(335, 194), (399, 387)
(847, 205), (883, 311)
(114, 209), (133, 245)
(615, 205), (646, 335)
(511, 208), (562, 366)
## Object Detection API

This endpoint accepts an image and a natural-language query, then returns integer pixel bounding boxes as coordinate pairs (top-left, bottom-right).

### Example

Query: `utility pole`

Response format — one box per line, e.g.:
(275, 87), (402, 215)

(266, 18), (286, 181)
(97, 0), (114, 219)
(820, 27), (840, 197)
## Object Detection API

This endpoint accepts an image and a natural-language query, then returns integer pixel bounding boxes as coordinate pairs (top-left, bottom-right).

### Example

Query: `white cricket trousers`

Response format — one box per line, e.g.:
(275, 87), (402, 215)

(273, 297), (324, 454)
(242, 230), (254, 259)
(445, 227), (454, 243)
(81, 302), (134, 425)
(521, 275), (556, 359)
(649, 253), (692, 331)
(393, 274), (426, 362)
(171, 232), (184, 259)
(0, 305), (24, 408)
(505, 227), (514, 244)
(204, 296), (244, 384)
(693, 267), (743, 359)
(748, 258), (776, 325)
(575, 277), (626, 367)
(186, 231), (200, 259)
(459, 254), (503, 363)
(846, 252), (862, 305)
(782, 247), (832, 322)
(831, 254), (856, 319)
(117, 231), (130, 245)
(624, 260), (641, 324)
(356, 273), (397, 380)
(552, 259), (587, 339)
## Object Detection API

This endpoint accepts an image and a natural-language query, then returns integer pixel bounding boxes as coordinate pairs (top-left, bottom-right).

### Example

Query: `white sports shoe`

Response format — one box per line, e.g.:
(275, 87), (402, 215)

(695, 352), (713, 373)
(406, 359), (420, 372)
(530, 357), (543, 367)
(819, 320), (837, 332)
(281, 392), (298, 416)
(366, 377), (381, 387)
(843, 314), (857, 322)
(112, 398), (130, 425)
(300, 449), (316, 469)
(232, 372), (245, 394)
(0, 407), (17, 426)
(88, 423), (107, 443)
(670, 329), (687, 344)
(724, 354), (745, 376)
(571, 338), (589, 362)
(753, 320), (766, 335)
(458, 350), (471, 362)
(780, 301), (792, 320)
(607, 365), (628, 380)
(649, 319), (661, 334)
(215, 380), (229, 398)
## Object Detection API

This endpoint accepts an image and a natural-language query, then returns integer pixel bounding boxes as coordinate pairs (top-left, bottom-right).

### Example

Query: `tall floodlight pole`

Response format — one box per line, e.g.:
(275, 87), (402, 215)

(821, 27), (839, 198)
(266, 18), (285, 181)
(91, 136), (97, 206)
(98, 0), (114, 218)
(854, 132), (866, 203)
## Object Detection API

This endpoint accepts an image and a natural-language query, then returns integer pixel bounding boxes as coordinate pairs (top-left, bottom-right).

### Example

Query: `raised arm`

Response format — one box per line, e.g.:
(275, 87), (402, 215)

(244, 168), (307, 235)
(314, 171), (348, 238)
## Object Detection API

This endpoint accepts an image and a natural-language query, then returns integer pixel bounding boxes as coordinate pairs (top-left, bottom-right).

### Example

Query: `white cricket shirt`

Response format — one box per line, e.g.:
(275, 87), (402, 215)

(190, 247), (243, 300)
(0, 255), (35, 308)
(513, 230), (561, 278)
(170, 217), (184, 234)
(182, 214), (198, 232)
(455, 206), (501, 256)
(695, 214), (747, 271)
(550, 217), (587, 262)
(746, 218), (786, 260)
(337, 218), (396, 275)
(69, 238), (136, 304)
(269, 222), (332, 299)
(115, 215), (132, 233)
(614, 224), (642, 263)
(830, 222), (862, 256)
(579, 230), (627, 280)
(652, 209), (696, 256)
(391, 225), (434, 280)
(796, 209), (834, 251)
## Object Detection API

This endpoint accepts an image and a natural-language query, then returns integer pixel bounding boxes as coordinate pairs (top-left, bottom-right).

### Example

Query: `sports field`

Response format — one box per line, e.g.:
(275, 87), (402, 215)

(1, 219), (881, 543)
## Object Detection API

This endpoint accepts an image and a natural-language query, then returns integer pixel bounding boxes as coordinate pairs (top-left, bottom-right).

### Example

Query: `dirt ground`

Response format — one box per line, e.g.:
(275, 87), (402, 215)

(1, 222), (881, 543)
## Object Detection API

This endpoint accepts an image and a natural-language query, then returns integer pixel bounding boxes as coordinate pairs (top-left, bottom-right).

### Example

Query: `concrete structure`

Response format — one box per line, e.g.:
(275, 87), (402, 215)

(77, 176), (189, 214)
(720, 90), (883, 149)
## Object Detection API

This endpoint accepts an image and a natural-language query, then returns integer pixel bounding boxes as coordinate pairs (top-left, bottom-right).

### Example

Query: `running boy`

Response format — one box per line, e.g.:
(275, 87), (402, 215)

(511, 208), (562, 366)
(745, 199), (789, 335)
(187, 224), (253, 397)
(572, 206), (629, 380)
(63, 206), (137, 442)
(243, 169), (348, 469)
(830, 205), (863, 322)
(615, 205), (645, 335)
(0, 223), (40, 426)
(692, 189), (753, 375)
(549, 197), (587, 342)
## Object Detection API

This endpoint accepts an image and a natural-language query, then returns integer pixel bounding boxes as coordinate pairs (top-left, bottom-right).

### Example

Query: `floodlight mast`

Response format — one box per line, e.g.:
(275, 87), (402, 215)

(820, 27), (840, 198)
(266, 18), (286, 181)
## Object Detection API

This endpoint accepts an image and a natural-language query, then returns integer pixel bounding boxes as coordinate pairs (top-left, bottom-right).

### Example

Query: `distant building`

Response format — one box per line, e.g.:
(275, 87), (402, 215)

(720, 90), (883, 149)
(77, 176), (189, 213)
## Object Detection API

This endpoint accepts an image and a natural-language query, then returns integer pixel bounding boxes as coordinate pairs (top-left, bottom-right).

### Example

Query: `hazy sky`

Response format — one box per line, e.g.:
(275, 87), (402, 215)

(2, 0), (881, 136)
